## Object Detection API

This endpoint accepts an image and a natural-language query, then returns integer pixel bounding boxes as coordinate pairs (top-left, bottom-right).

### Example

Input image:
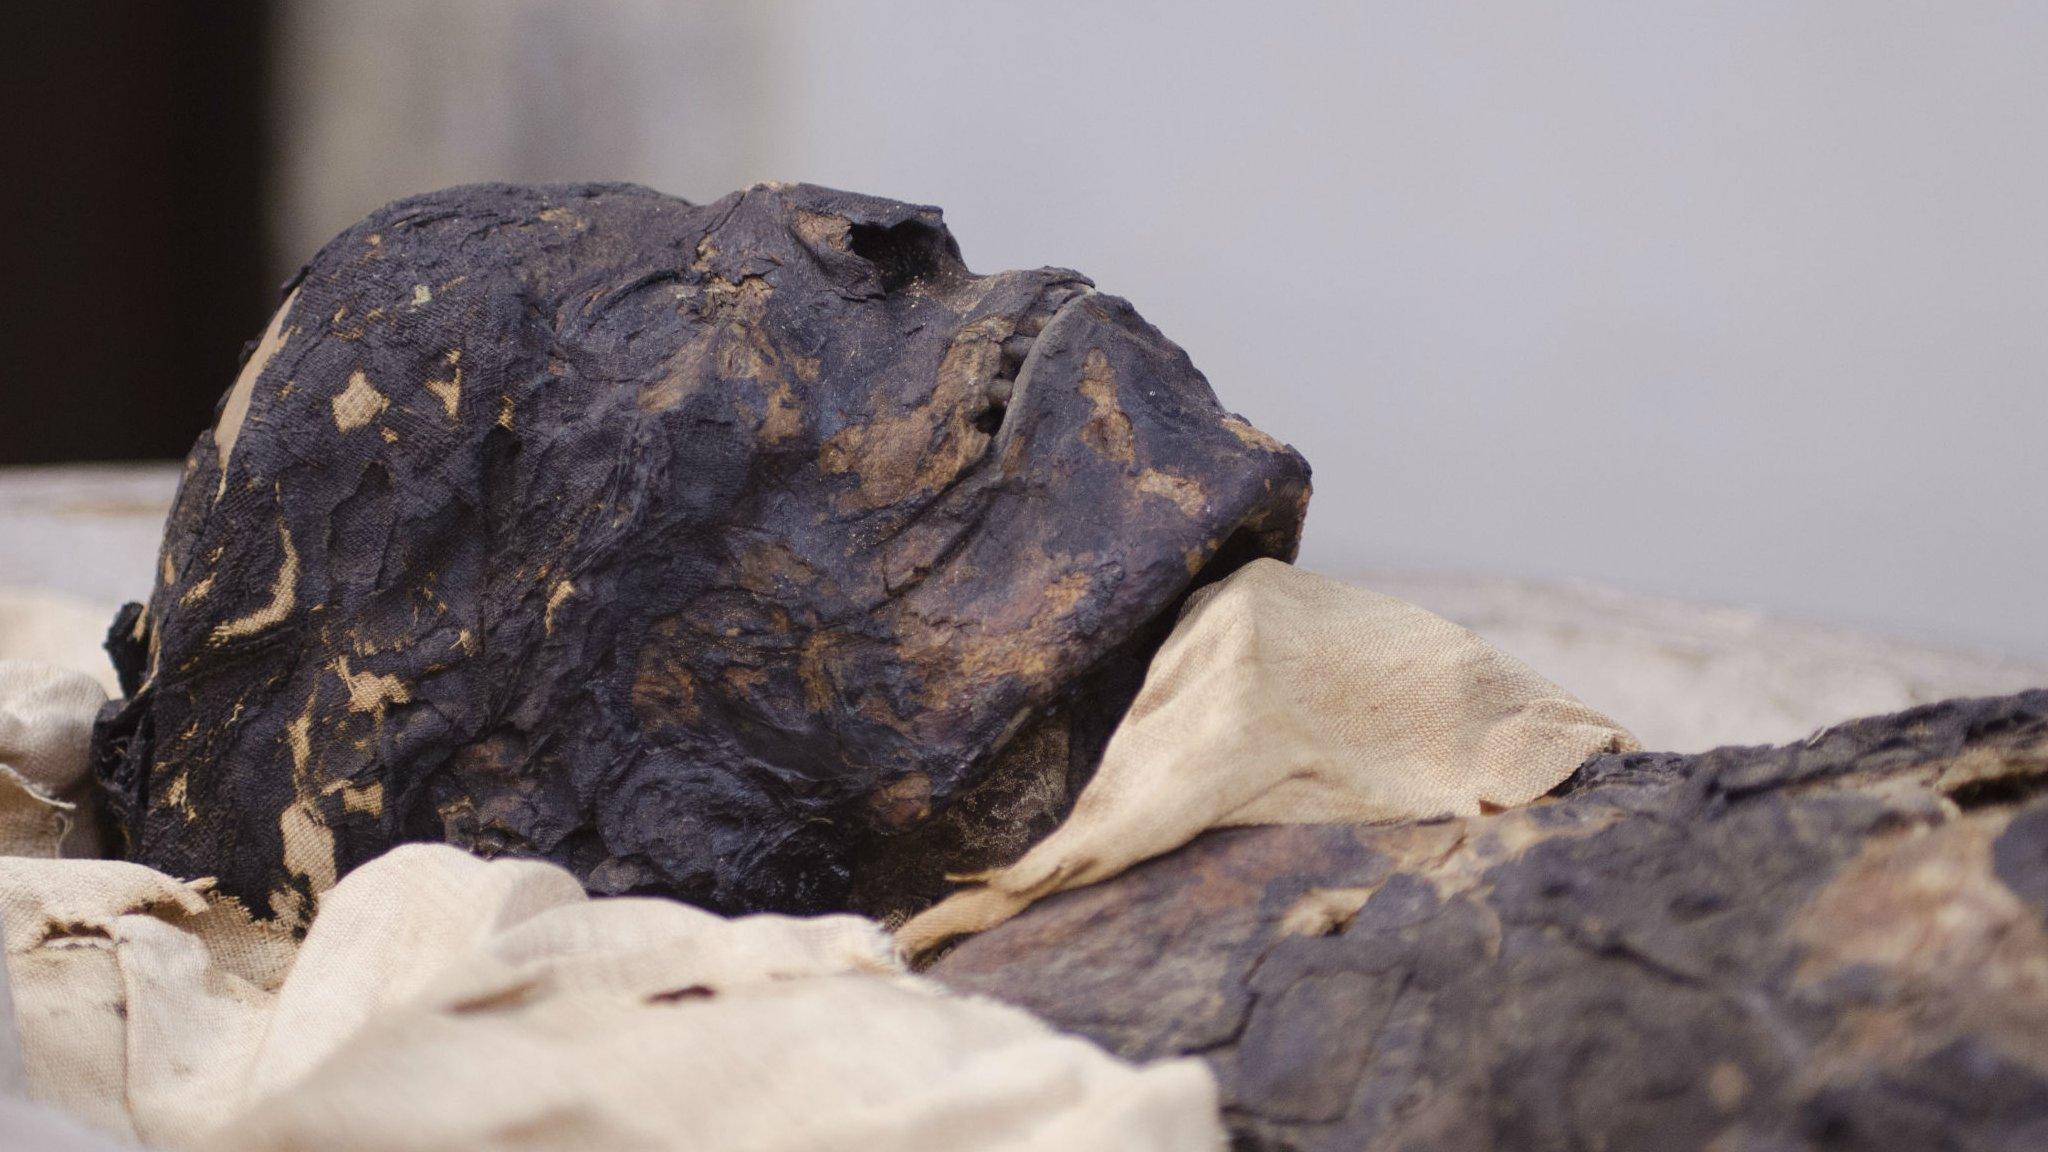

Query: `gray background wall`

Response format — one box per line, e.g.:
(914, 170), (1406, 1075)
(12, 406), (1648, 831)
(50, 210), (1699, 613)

(274, 1), (2048, 659)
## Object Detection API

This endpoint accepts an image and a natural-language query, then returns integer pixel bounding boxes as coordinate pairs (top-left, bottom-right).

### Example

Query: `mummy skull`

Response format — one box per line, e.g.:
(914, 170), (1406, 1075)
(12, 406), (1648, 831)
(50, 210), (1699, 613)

(92, 182), (1311, 922)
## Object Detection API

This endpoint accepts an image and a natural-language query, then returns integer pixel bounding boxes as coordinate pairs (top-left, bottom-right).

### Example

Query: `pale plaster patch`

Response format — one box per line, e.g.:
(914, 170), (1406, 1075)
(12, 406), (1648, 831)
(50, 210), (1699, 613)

(332, 657), (410, 717)
(214, 289), (301, 499)
(424, 349), (462, 418)
(331, 370), (389, 432)
(209, 523), (299, 643)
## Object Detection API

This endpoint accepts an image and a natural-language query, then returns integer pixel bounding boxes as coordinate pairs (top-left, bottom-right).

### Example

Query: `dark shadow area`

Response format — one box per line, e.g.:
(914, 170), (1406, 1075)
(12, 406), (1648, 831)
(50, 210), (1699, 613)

(0, 1), (273, 464)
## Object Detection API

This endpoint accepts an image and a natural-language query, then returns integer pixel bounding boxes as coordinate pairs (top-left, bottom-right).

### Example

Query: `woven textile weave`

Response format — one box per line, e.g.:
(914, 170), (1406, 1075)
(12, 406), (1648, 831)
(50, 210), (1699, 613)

(900, 560), (1638, 955)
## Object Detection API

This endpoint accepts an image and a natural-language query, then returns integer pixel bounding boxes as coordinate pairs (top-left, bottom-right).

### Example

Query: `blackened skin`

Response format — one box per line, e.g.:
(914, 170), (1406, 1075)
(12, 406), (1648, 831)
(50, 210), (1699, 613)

(91, 182), (1311, 923)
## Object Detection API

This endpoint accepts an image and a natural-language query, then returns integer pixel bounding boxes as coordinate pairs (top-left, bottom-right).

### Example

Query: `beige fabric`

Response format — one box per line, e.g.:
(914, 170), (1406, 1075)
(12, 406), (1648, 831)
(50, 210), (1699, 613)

(0, 589), (121, 696)
(0, 1096), (138, 1152)
(0, 660), (107, 859)
(900, 559), (1639, 955)
(221, 857), (1216, 1152)
(0, 739), (1219, 1150)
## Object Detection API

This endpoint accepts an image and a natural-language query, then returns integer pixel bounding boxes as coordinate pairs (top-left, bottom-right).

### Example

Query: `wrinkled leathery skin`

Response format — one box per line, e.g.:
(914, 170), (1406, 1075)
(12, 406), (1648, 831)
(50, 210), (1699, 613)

(90, 182), (1311, 923)
(931, 690), (2048, 1151)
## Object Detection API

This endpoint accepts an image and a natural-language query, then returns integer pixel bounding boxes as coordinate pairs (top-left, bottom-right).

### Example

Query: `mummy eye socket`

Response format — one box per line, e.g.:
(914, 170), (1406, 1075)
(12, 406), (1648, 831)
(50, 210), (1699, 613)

(848, 220), (952, 292)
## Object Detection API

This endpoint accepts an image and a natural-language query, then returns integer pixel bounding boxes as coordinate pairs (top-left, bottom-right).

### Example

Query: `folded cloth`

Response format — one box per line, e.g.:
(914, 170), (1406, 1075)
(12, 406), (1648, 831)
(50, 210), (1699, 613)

(898, 560), (1640, 957)
(0, 660), (106, 858)
(0, 659), (1219, 1152)
(0, 588), (118, 858)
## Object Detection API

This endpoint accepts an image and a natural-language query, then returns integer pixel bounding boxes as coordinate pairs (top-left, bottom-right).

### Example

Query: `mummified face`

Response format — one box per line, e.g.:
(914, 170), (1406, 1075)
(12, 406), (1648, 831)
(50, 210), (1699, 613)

(94, 181), (1311, 920)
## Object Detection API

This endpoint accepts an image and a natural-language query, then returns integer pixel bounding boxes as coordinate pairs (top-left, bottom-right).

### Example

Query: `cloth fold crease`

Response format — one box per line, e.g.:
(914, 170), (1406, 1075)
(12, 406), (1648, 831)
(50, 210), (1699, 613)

(899, 560), (1638, 956)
